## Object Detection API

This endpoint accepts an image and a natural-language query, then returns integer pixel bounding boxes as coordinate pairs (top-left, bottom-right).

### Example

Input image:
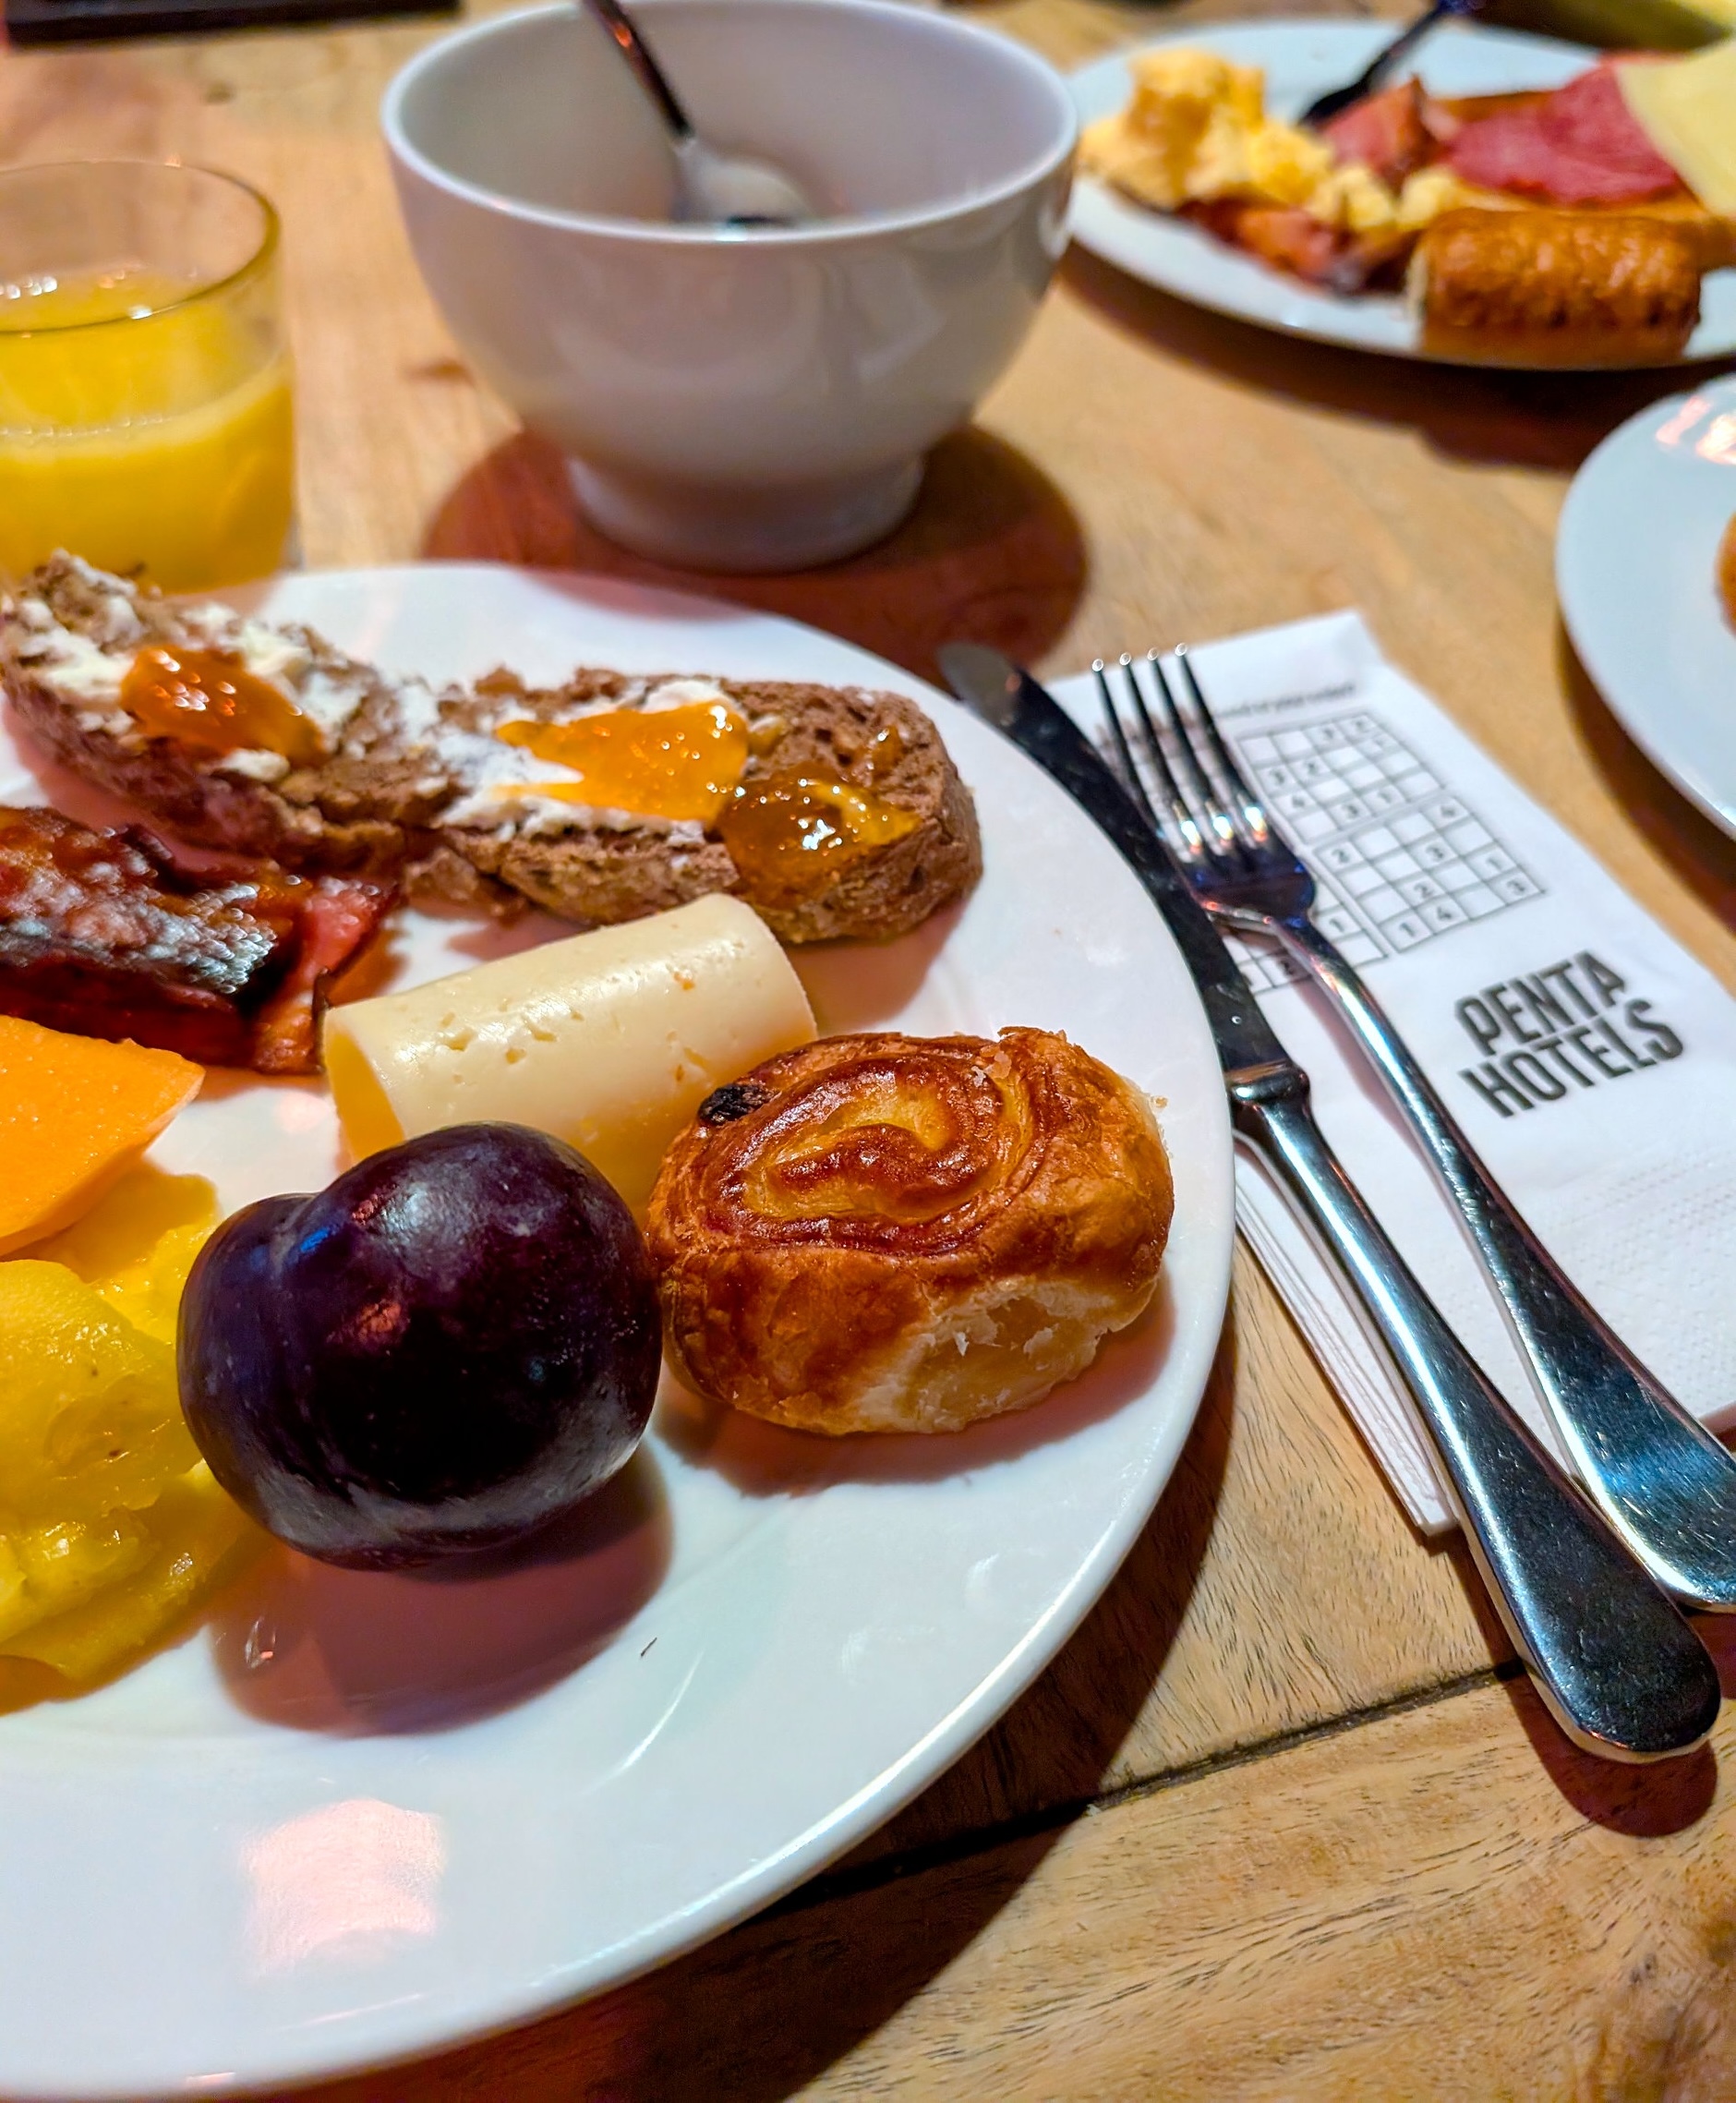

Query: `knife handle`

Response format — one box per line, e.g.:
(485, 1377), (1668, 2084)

(1230, 1058), (1718, 1762)
(1274, 913), (1736, 1614)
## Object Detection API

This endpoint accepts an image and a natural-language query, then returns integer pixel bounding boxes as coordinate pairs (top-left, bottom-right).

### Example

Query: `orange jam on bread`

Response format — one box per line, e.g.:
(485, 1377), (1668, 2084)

(489, 704), (921, 900)
(495, 702), (751, 823)
(717, 772), (921, 893)
(119, 644), (321, 766)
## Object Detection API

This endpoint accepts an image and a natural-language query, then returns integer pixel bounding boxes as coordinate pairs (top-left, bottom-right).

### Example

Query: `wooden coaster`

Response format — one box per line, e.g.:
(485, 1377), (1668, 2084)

(6, 0), (453, 43)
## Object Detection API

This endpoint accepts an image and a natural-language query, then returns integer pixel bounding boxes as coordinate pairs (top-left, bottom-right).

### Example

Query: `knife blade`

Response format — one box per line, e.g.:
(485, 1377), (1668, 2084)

(935, 642), (1282, 1082)
(937, 638), (1719, 1764)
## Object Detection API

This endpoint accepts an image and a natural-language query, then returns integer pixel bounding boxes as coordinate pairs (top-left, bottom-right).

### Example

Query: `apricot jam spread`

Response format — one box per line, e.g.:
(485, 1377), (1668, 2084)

(496, 703), (751, 824)
(119, 645), (320, 767)
(717, 728), (919, 890)
(717, 772), (921, 889)
(493, 706), (919, 893)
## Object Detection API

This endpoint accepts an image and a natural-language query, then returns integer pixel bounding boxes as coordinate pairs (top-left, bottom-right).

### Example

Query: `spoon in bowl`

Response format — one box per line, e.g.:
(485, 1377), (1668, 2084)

(579, 0), (814, 226)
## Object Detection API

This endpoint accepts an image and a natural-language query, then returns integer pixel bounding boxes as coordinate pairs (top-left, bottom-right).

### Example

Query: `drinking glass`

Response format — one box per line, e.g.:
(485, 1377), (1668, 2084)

(0, 161), (295, 590)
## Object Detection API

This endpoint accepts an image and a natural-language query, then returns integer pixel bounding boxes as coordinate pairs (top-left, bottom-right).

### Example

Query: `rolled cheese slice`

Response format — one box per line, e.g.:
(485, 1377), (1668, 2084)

(1619, 40), (1736, 219)
(322, 894), (816, 1210)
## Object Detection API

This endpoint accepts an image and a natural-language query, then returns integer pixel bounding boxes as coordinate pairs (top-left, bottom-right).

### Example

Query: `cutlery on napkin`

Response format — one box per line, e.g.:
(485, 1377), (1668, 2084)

(940, 640), (1719, 1764)
(1041, 610), (1736, 1542)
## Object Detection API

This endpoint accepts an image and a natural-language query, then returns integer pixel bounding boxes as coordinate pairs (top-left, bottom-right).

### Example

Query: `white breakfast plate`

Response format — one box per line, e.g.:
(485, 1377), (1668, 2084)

(1558, 376), (1736, 833)
(0, 562), (1234, 2098)
(1068, 18), (1736, 366)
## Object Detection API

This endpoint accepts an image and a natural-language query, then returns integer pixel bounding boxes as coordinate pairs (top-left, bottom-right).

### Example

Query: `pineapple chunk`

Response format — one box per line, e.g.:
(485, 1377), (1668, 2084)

(0, 1177), (258, 1689)
(32, 1164), (219, 1345)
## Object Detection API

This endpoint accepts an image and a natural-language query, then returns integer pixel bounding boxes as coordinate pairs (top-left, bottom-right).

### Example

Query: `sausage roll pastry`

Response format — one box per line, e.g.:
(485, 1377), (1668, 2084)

(1719, 514), (1736, 635)
(645, 1029), (1175, 1435)
(1409, 208), (1701, 366)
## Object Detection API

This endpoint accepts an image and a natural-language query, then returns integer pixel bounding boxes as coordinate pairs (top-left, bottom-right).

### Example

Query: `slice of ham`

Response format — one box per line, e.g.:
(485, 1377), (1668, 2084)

(1323, 79), (1432, 188)
(0, 806), (394, 1074)
(1448, 60), (1682, 204)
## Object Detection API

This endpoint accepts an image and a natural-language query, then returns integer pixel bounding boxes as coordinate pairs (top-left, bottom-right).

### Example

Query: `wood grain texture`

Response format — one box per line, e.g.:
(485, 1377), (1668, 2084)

(264, 1668), (1736, 2103)
(850, 1245), (1509, 1874)
(8, 2), (1736, 2094)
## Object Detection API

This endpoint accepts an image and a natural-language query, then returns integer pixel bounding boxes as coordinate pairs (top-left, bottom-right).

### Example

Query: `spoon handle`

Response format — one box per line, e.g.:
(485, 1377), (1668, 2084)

(1359, 0), (1454, 88)
(578, 0), (694, 142)
(1299, 0), (1481, 127)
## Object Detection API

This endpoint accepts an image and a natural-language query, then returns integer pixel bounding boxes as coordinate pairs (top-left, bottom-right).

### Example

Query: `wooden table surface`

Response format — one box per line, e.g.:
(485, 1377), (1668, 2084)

(8, 1), (1736, 2094)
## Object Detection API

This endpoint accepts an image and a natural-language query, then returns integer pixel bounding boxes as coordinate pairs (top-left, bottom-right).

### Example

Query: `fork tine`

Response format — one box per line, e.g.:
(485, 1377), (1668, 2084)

(1116, 658), (1195, 836)
(1091, 659), (1159, 828)
(1102, 657), (1210, 860)
(1173, 646), (1269, 847)
(1132, 652), (1240, 859)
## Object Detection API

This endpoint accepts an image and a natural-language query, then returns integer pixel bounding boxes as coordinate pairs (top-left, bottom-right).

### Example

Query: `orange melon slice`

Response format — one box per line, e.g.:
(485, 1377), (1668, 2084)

(0, 1018), (203, 1257)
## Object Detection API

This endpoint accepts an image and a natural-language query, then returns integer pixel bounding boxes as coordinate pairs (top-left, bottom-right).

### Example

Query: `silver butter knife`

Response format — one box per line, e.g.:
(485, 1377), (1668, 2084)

(938, 641), (1719, 1763)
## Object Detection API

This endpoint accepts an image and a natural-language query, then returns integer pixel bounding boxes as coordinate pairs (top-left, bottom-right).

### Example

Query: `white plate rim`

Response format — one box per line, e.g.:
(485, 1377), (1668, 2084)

(0, 561), (1235, 2097)
(1066, 17), (1736, 368)
(1557, 377), (1736, 835)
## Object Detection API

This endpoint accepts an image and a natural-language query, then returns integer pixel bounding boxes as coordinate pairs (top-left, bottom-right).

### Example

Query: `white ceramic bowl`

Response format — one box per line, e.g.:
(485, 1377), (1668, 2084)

(382, 0), (1075, 571)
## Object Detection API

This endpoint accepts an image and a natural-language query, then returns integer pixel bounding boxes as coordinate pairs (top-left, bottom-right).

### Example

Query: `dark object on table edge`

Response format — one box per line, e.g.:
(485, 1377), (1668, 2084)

(1483, 0), (1728, 46)
(0, 804), (393, 1073)
(5, 0), (452, 45)
(936, 640), (1719, 1768)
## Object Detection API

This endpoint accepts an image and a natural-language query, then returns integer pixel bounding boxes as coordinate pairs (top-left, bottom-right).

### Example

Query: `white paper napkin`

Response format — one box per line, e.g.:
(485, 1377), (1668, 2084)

(1051, 612), (1736, 1534)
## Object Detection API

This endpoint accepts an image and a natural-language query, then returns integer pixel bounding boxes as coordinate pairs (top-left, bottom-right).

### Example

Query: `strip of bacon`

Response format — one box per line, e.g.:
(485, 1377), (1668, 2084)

(1323, 79), (1432, 189)
(0, 806), (394, 1074)
(1188, 200), (1345, 283)
(251, 877), (396, 1073)
(1187, 201), (1410, 294)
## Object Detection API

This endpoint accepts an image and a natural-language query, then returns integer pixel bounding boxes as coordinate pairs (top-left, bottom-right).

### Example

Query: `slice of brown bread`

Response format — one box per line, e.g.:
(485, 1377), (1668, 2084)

(1, 557), (982, 943)
(436, 667), (981, 943)
(1, 553), (442, 880)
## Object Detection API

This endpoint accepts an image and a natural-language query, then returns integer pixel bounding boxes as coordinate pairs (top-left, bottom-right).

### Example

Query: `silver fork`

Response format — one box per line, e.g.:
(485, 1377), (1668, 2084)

(1097, 646), (1736, 1612)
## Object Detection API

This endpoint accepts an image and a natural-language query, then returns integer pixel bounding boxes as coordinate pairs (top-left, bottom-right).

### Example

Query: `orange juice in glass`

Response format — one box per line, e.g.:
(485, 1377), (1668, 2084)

(0, 161), (295, 591)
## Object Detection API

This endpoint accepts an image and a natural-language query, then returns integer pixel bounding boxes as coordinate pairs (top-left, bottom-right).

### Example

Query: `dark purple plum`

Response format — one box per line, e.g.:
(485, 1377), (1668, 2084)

(178, 1123), (661, 1568)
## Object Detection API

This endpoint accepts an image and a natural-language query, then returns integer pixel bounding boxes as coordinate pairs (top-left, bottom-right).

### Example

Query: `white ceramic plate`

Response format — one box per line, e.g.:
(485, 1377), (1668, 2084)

(1558, 376), (1736, 832)
(0, 563), (1233, 2098)
(1068, 18), (1736, 366)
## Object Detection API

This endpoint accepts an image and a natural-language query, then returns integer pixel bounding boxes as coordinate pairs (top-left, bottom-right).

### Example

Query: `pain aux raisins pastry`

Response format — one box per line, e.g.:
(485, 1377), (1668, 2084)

(645, 1028), (1174, 1435)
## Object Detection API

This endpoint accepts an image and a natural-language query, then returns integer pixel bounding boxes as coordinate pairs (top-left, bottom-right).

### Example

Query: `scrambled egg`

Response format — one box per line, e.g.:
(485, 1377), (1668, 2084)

(1081, 47), (1478, 236)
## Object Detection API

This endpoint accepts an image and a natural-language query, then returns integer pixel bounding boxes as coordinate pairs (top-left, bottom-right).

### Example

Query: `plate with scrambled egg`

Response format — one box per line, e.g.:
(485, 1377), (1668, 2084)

(1068, 16), (1736, 362)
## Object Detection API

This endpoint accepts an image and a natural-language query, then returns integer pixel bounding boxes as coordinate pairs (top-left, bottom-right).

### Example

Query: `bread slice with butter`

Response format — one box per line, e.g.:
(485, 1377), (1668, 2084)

(1, 556), (982, 945)
(428, 664), (981, 944)
(1, 552), (444, 884)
